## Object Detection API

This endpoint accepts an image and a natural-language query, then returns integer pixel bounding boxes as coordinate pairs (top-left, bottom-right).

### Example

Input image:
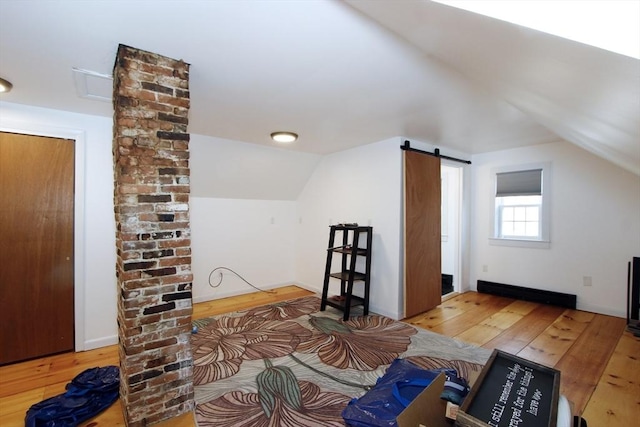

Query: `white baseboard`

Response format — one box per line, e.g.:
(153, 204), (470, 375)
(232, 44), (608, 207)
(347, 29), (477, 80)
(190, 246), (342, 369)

(369, 305), (401, 321)
(290, 281), (322, 294)
(193, 281), (316, 304)
(84, 335), (118, 351)
(576, 302), (625, 319)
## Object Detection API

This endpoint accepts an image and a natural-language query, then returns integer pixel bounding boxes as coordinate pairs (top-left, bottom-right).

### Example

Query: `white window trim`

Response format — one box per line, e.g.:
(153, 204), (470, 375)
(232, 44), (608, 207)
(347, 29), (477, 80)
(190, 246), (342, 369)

(489, 162), (552, 249)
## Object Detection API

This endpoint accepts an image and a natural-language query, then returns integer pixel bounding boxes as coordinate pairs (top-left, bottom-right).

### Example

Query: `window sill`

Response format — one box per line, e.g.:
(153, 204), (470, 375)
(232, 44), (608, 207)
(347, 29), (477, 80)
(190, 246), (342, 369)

(489, 238), (550, 249)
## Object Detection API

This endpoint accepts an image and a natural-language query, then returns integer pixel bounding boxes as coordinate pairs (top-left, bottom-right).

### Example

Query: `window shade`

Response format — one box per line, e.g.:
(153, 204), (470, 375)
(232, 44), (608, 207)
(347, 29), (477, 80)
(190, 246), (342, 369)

(496, 169), (542, 196)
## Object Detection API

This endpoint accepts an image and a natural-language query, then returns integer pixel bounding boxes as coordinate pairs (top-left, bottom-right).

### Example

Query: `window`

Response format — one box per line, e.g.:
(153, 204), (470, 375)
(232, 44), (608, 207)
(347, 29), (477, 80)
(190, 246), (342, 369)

(496, 195), (541, 238)
(491, 164), (551, 248)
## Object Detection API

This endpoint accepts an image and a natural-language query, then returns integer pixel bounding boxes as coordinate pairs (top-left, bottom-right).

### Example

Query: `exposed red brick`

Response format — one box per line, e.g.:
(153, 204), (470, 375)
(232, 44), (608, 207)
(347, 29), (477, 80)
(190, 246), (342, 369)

(114, 44), (194, 426)
(122, 278), (163, 291)
(118, 271), (143, 282)
(158, 222), (190, 232)
(157, 94), (190, 109)
(173, 141), (189, 150)
(121, 251), (141, 261)
(173, 194), (190, 203)
(157, 257), (191, 268)
(156, 238), (191, 249)
(138, 99), (175, 113)
(174, 247), (191, 256)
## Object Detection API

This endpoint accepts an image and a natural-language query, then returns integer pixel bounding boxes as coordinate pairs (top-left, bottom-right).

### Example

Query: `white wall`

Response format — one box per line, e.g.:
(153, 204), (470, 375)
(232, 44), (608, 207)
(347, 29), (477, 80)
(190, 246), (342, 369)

(0, 101), (117, 350)
(471, 140), (640, 317)
(189, 135), (321, 300)
(295, 137), (404, 319)
(190, 197), (299, 301)
(190, 135), (321, 200)
(441, 164), (461, 288)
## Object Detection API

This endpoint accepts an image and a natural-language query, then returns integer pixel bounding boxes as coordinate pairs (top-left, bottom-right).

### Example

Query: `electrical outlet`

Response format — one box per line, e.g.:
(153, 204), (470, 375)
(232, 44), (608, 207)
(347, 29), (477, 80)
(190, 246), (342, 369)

(482, 265), (488, 273)
(583, 276), (592, 287)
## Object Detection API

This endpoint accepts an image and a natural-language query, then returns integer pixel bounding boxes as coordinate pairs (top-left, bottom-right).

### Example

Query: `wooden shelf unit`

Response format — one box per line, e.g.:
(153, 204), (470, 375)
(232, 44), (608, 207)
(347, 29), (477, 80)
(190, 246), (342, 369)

(320, 224), (372, 320)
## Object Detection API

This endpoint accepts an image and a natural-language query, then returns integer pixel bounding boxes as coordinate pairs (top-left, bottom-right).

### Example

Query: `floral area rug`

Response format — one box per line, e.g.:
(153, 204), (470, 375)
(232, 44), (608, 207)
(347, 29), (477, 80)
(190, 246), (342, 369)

(192, 295), (492, 426)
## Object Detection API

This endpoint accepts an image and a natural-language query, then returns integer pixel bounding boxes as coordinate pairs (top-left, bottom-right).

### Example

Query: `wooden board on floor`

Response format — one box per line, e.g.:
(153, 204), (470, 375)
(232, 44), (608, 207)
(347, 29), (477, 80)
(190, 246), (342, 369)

(455, 300), (538, 346)
(192, 285), (313, 320)
(516, 310), (594, 367)
(406, 292), (503, 329)
(581, 331), (640, 424)
(428, 295), (515, 337)
(482, 304), (565, 354)
(554, 315), (626, 414)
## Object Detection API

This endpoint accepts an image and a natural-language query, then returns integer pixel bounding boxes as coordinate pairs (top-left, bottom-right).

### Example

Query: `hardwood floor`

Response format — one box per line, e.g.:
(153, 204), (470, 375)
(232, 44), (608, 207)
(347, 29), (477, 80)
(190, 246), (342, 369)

(406, 292), (640, 425)
(1, 286), (638, 426)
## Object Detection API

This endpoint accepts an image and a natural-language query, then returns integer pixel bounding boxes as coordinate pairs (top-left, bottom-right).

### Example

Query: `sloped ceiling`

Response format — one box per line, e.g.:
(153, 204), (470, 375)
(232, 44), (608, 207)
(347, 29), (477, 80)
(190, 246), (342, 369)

(345, 0), (640, 175)
(0, 0), (638, 174)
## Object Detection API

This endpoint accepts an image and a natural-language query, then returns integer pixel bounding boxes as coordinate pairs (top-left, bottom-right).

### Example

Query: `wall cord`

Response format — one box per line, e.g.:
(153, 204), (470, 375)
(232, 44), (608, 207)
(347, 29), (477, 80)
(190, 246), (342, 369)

(208, 266), (276, 294)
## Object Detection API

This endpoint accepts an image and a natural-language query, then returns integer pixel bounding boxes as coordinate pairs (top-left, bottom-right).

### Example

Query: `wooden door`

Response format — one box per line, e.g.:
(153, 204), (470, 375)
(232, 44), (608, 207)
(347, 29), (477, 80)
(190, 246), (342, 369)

(403, 150), (441, 318)
(0, 132), (75, 365)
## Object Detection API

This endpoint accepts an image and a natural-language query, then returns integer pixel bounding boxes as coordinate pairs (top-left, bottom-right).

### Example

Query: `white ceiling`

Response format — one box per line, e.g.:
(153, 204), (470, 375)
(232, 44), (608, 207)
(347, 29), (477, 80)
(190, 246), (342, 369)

(0, 0), (638, 174)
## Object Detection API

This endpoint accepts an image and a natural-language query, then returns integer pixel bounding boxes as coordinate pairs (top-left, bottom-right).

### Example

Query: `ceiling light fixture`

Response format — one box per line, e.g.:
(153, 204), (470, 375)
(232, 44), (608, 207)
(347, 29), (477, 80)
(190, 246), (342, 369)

(270, 132), (298, 143)
(0, 77), (13, 93)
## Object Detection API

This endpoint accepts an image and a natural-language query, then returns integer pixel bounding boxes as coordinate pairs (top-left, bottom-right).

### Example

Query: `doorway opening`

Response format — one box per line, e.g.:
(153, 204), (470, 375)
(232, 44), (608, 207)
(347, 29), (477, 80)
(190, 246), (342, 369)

(441, 163), (462, 298)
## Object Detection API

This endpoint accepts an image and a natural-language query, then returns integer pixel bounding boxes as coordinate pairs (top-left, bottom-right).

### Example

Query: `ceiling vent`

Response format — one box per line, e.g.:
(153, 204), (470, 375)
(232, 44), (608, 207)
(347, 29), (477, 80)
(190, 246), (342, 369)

(72, 67), (112, 102)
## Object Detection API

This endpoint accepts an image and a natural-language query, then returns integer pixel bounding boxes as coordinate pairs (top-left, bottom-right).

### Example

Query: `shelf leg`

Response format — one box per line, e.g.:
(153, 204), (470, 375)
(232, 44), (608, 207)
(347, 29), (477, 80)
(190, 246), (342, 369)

(320, 226), (336, 311)
(363, 228), (372, 316)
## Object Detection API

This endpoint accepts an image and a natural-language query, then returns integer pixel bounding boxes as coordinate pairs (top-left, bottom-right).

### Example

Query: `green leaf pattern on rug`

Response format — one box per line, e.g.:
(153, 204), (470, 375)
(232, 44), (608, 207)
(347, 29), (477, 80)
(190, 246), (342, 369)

(309, 315), (352, 335)
(256, 359), (303, 419)
(298, 314), (417, 371)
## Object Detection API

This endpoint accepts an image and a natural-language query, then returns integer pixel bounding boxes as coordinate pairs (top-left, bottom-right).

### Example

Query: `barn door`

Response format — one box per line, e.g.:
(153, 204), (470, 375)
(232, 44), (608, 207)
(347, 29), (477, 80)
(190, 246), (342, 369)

(0, 132), (75, 365)
(403, 150), (441, 318)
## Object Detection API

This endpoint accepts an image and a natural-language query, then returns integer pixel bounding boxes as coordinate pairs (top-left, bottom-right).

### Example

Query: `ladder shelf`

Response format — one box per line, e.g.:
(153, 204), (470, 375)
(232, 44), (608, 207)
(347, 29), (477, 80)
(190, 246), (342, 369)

(320, 224), (372, 320)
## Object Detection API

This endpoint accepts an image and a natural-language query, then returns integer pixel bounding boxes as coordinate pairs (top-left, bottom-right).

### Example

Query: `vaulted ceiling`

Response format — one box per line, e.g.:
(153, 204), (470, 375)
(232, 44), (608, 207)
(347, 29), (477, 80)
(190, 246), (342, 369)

(0, 1), (638, 174)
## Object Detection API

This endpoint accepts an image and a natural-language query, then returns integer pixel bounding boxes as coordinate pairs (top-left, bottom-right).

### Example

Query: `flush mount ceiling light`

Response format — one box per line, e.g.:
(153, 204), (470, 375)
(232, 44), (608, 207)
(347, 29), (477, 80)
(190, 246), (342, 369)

(0, 77), (13, 93)
(270, 131), (298, 143)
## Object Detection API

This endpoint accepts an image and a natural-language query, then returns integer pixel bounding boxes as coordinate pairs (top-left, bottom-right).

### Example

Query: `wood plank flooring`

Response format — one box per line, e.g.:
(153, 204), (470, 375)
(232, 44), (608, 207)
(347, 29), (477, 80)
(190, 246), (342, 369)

(405, 292), (638, 424)
(1, 287), (638, 426)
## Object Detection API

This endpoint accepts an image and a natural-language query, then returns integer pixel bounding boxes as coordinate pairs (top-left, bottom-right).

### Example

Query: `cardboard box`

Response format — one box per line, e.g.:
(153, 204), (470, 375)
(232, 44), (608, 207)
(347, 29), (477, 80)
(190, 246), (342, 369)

(395, 368), (481, 427)
(396, 372), (450, 427)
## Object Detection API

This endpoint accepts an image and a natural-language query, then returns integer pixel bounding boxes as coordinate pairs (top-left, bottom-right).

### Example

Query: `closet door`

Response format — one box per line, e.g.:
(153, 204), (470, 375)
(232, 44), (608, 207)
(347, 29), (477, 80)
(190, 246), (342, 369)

(403, 150), (441, 318)
(0, 132), (74, 364)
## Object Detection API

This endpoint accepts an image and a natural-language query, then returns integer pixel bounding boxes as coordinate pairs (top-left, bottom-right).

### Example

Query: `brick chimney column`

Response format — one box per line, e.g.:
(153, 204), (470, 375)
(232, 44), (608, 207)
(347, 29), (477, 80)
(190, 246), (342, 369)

(112, 44), (194, 426)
